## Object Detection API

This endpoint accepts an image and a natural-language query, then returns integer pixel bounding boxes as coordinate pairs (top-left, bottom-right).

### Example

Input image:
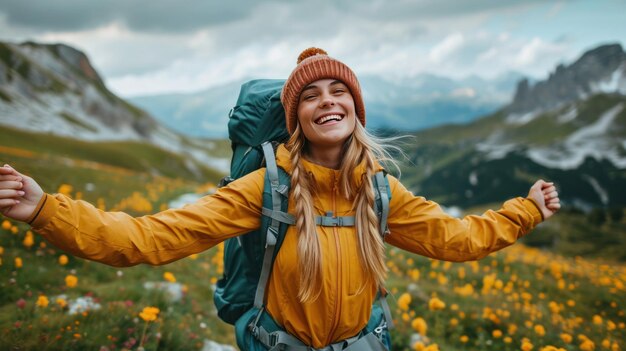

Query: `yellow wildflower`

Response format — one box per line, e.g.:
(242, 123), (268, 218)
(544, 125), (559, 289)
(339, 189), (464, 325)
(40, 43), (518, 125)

(15, 257), (22, 269)
(23, 231), (34, 248)
(58, 255), (68, 265)
(397, 293), (411, 311)
(607, 320), (616, 331)
(460, 335), (469, 343)
(592, 315), (602, 325)
(521, 339), (534, 351)
(163, 271), (176, 283)
(560, 333), (573, 343)
(534, 324), (546, 337)
(492, 329), (502, 338)
(428, 296), (445, 311)
(411, 317), (427, 335)
(2, 220), (11, 230)
(56, 298), (67, 308)
(139, 306), (160, 322)
(580, 339), (595, 351)
(65, 275), (78, 288)
(36, 295), (49, 308)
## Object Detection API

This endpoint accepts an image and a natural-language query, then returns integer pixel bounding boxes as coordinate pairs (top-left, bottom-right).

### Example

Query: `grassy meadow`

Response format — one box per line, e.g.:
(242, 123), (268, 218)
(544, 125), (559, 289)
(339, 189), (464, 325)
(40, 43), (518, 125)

(0, 130), (625, 350)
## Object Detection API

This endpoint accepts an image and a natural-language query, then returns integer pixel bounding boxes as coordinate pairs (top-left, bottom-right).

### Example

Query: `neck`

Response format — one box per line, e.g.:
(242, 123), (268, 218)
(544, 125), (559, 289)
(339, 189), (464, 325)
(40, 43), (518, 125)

(305, 143), (343, 169)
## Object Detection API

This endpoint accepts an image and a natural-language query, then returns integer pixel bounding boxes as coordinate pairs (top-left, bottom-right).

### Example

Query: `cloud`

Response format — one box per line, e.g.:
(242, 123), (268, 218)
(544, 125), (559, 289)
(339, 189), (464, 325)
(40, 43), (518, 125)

(0, 0), (546, 34)
(1, 0), (621, 96)
(0, 0), (258, 33)
(430, 33), (465, 63)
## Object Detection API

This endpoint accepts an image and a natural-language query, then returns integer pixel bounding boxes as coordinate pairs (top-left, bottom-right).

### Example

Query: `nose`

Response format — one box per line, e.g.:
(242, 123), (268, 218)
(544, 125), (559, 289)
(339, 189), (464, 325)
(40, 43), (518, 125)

(319, 92), (335, 108)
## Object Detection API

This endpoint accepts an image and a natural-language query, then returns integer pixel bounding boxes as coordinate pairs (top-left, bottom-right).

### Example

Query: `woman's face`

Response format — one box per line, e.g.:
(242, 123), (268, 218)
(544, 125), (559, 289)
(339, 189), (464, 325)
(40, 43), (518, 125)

(296, 79), (357, 150)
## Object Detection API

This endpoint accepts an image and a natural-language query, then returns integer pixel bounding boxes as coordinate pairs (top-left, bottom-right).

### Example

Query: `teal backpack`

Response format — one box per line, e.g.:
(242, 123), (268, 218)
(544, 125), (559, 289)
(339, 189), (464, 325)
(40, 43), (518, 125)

(214, 79), (394, 350)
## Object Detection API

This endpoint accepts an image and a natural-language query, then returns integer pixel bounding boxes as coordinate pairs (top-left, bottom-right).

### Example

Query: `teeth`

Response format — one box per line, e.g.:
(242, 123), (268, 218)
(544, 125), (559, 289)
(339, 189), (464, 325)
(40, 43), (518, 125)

(316, 114), (343, 125)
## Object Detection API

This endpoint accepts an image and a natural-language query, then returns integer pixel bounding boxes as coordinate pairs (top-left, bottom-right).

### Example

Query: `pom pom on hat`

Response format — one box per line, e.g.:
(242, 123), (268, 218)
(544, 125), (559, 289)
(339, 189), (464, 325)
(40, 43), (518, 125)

(281, 48), (366, 134)
(297, 47), (328, 64)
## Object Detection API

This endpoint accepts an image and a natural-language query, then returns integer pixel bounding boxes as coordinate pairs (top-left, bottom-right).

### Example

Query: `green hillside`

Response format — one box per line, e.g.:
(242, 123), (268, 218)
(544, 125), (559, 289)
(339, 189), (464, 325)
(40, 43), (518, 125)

(0, 125), (228, 210)
(396, 93), (626, 261)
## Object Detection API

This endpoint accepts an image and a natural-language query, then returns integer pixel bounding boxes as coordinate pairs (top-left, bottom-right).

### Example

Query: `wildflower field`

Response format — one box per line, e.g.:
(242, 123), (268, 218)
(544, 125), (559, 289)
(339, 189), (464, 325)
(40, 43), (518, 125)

(0, 138), (625, 350)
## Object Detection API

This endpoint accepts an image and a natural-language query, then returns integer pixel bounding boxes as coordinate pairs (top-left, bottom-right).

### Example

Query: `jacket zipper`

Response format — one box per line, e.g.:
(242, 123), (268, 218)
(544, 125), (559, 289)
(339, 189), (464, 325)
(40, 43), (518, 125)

(328, 176), (342, 345)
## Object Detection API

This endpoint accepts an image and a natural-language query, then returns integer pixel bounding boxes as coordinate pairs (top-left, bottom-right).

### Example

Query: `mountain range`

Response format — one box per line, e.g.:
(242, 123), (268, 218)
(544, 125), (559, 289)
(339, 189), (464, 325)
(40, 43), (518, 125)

(1, 40), (624, 211)
(129, 71), (524, 138)
(400, 43), (626, 210)
(0, 41), (228, 174)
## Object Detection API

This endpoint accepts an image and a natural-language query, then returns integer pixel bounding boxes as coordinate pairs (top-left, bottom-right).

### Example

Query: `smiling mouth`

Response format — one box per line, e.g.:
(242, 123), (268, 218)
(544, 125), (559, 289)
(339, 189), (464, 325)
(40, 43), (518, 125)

(315, 114), (344, 125)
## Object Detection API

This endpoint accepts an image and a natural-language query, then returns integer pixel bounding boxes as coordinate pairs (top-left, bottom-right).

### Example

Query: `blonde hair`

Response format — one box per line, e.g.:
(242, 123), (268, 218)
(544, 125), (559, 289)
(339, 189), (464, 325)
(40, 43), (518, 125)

(286, 121), (402, 302)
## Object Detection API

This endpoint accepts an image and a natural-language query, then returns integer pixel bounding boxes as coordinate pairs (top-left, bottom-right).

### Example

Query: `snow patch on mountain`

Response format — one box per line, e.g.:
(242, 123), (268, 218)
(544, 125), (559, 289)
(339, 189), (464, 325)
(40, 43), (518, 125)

(591, 64), (626, 94)
(475, 131), (518, 160)
(505, 110), (542, 125)
(526, 103), (624, 170)
(582, 175), (609, 205)
(557, 107), (577, 124)
(477, 103), (626, 170)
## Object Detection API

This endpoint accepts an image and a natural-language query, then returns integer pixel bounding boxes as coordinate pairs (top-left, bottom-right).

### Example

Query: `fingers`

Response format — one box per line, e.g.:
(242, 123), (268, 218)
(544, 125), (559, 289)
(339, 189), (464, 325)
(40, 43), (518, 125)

(547, 202), (561, 210)
(0, 189), (25, 198)
(0, 179), (23, 188)
(0, 164), (20, 177)
(531, 179), (546, 190)
(0, 174), (22, 182)
(0, 198), (20, 207)
(544, 189), (558, 200)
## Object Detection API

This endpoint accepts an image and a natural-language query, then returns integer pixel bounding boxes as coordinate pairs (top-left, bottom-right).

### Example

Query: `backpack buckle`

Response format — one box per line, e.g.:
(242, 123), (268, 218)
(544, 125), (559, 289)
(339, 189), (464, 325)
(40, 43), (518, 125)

(374, 321), (387, 337)
(218, 176), (234, 188)
(266, 226), (278, 247)
(268, 333), (278, 347)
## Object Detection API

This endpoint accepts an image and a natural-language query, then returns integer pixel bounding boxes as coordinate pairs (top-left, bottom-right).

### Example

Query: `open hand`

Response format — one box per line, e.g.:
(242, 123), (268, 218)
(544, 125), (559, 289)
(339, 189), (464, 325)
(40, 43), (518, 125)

(0, 164), (44, 222)
(527, 179), (560, 220)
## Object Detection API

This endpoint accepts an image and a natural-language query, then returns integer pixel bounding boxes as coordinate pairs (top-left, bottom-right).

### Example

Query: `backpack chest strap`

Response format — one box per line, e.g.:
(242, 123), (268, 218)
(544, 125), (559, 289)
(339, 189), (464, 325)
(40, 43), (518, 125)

(261, 208), (356, 227)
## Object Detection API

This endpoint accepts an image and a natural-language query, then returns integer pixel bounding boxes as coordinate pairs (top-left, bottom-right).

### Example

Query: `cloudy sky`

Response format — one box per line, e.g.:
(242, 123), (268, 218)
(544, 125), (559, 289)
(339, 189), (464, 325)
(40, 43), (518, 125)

(1, 0), (624, 97)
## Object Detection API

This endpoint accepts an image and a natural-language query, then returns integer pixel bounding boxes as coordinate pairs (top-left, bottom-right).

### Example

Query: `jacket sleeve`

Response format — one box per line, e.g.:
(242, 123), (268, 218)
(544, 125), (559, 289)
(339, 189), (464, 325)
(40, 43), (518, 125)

(384, 175), (543, 261)
(29, 169), (266, 267)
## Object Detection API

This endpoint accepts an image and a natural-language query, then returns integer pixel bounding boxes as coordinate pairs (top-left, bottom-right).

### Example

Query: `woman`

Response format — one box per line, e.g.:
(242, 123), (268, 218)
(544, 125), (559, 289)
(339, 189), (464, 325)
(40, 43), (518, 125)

(0, 48), (560, 350)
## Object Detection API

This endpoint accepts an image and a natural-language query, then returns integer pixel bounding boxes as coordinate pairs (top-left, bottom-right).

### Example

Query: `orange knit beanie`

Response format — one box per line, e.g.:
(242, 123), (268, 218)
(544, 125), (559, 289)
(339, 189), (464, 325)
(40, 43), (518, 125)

(281, 48), (366, 134)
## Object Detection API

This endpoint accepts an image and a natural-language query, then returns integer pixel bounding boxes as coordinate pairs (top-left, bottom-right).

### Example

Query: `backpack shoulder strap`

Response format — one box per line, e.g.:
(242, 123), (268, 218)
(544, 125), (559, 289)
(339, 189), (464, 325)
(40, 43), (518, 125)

(373, 171), (394, 330)
(253, 142), (290, 310)
(373, 171), (391, 238)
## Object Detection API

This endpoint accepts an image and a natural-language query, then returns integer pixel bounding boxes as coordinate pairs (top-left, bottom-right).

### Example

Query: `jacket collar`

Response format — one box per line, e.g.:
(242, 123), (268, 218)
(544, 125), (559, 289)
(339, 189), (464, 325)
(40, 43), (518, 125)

(275, 144), (383, 189)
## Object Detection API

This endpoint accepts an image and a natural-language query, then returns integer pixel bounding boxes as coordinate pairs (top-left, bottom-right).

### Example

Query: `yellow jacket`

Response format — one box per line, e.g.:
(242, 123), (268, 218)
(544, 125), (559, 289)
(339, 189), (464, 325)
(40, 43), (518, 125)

(29, 144), (543, 348)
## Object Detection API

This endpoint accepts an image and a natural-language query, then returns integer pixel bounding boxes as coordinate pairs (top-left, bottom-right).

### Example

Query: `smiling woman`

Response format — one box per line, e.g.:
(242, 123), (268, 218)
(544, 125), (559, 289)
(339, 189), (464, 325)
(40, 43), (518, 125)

(295, 79), (357, 168)
(0, 47), (561, 351)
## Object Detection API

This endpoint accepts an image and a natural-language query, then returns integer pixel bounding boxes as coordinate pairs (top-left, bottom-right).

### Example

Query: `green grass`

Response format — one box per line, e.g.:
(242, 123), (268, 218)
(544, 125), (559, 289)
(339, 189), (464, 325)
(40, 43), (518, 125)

(57, 112), (98, 133)
(0, 124), (224, 183)
(0, 89), (12, 103)
(0, 129), (231, 349)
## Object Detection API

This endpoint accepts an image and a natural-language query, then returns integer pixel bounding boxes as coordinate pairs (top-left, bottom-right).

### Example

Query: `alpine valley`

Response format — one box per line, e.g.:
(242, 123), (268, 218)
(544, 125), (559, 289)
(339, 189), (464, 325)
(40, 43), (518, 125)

(0, 40), (230, 181)
(399, 43), (626, 212)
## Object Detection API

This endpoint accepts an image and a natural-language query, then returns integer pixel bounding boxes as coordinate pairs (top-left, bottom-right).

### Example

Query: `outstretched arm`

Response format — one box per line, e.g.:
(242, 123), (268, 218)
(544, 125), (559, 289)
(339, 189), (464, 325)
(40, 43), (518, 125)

(0, 164), (264, 266)
(385, 176), (559, 262)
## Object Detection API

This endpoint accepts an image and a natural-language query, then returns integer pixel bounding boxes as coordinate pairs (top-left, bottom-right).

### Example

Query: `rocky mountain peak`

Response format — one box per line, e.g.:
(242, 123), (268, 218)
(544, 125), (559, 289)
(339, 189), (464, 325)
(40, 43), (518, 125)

(507, 43), (626, 116)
